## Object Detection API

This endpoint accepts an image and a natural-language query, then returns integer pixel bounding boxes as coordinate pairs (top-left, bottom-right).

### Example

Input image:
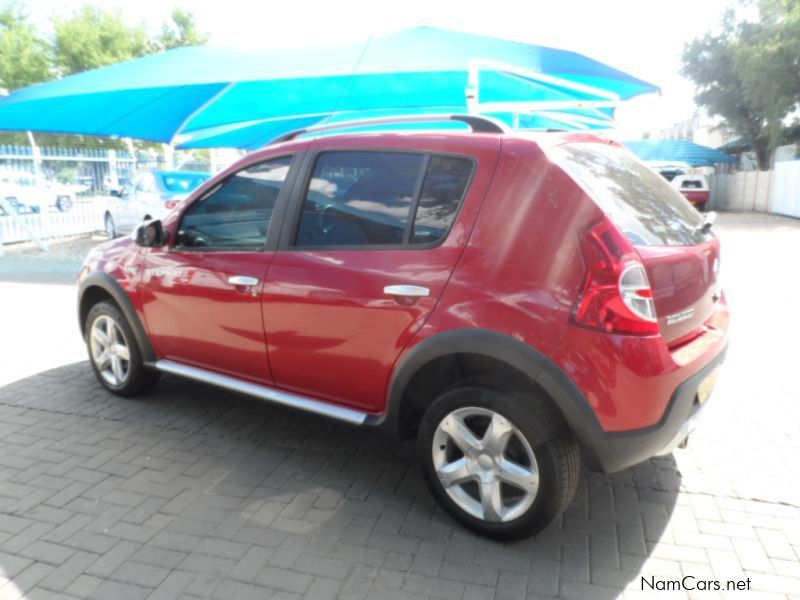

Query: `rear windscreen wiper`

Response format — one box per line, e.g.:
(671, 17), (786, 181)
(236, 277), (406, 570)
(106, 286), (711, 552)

(696, 211), (717, 234)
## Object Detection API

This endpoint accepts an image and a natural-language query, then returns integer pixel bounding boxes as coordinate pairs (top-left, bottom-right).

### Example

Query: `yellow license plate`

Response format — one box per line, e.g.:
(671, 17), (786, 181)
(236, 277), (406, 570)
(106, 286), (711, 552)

(697, 368), (721, 405)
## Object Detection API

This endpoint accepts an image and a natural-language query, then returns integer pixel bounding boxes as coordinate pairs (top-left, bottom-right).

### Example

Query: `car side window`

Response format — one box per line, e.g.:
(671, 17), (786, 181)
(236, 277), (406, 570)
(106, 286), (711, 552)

(176, 156), (292, 249)
(294, 151), (473, 248)
(411, 155), (473, 244)
(295, 152), (423, 247)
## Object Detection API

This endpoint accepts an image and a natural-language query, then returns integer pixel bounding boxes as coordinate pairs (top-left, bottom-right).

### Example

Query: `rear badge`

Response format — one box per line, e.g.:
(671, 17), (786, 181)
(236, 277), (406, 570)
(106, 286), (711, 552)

(665, 308), (695, 326)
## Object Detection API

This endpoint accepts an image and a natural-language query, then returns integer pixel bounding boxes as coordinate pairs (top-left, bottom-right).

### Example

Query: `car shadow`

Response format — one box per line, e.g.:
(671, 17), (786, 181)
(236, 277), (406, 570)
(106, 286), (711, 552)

(0, 362), (679, 599)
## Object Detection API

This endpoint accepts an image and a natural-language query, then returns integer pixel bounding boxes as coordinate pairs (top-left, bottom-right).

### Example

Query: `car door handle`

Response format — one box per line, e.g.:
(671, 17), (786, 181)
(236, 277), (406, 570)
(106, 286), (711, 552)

(383, 285), (430, 298)
(228, 275), (259, 287)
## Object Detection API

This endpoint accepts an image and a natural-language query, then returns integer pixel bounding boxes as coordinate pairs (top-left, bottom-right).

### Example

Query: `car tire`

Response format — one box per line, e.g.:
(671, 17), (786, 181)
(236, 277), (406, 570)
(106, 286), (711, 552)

(105, 213), (116, 238)
(85, 301), (160, 397)
(417, 384), (580, 540)
(56, 195), (73, 212)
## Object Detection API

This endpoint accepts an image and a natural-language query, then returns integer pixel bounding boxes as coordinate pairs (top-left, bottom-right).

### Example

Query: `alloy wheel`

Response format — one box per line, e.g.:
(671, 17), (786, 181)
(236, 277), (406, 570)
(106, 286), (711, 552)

(432, 406), (539, 522)
(89, 315), (130, 386)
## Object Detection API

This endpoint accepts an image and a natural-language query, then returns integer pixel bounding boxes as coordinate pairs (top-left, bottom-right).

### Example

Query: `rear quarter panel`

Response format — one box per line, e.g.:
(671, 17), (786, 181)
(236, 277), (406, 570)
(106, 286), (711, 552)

(399, 137), (602, 362)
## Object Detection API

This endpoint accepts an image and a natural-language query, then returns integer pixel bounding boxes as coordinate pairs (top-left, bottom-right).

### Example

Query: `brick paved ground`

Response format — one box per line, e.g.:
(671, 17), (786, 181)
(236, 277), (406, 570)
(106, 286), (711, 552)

(0, 213), (798, 599)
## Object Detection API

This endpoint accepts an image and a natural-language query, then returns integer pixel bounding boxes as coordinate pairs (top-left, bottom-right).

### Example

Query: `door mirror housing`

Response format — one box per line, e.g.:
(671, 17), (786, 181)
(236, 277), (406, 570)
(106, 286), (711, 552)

(135, 219), (168, 247)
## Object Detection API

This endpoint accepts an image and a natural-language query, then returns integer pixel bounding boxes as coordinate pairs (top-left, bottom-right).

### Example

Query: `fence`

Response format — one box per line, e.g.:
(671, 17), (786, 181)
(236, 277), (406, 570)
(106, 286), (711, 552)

(0, 143), (230, 250)
(0, 198), (110, 249)
(0, 145), (136, 194)
(709, 160), (800, 219)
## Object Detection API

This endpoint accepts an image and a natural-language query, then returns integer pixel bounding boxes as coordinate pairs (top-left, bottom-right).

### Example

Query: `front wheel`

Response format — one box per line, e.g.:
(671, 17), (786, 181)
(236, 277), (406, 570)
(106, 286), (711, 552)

(418, 385), (580, 540)
(85, 301), (160, 396)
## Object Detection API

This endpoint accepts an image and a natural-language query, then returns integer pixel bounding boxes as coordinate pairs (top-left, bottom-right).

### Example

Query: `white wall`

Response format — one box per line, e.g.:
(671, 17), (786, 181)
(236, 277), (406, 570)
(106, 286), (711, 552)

(709, 170), (773, 212)
(709, 160), (800, 218)
(771, 161), (800, 218)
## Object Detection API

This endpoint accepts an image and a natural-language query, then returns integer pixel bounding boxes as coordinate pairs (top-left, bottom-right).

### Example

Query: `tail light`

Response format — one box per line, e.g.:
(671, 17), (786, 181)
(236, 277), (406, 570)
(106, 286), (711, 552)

(165, 200), (177, 209)
(571, 218), (659, 335)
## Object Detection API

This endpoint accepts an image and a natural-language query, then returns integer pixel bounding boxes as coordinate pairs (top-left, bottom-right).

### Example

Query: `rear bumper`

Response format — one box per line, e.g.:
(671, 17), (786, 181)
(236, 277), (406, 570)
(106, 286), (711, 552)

(585, 346), (726, 472)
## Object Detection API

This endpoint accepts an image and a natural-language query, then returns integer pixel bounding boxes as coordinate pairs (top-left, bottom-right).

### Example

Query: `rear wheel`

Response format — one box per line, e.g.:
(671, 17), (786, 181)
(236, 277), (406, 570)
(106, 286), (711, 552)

(418, 385), (580, 540)
(85, 301), (159, 396)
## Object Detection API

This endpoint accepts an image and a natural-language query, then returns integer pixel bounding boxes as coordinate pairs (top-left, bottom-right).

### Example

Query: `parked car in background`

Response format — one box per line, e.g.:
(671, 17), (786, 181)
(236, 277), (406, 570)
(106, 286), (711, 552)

(104, 170), (211, 237)
(672, 174), (710, 210)
(79, 120), (728, 539)
(646, 161), (691, 183)
(0, 170), (77, 213)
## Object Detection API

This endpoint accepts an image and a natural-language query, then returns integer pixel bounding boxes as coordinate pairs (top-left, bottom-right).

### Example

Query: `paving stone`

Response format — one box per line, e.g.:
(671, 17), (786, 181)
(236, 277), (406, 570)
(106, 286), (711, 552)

(1, 218), (799, 600)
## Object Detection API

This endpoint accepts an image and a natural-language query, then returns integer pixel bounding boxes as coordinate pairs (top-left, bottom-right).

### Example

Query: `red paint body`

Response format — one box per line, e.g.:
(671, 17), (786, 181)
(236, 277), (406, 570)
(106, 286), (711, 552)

(78, 130), (729, 442)
(682, 190), (710, 205)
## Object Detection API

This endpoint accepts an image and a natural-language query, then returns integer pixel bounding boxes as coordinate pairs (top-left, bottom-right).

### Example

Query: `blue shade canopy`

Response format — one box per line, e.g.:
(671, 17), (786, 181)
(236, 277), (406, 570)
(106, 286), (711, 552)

(0, 26), (659, 148)
(624, 140), (736, 167)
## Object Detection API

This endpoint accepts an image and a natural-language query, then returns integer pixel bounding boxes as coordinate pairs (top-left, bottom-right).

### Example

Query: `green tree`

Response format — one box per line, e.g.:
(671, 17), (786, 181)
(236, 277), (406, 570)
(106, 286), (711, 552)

(0, 1), (50, 92)
(682, 4), (800, 170)
(155, 8), (208, 50)
(53, 5), (151, 76)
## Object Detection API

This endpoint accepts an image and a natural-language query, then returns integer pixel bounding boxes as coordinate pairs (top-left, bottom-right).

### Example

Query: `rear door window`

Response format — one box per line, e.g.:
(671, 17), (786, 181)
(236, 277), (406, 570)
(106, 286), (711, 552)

(549, 143), (707, 246)
(294, 151), (474, 248)
(412, 155), (473, 244)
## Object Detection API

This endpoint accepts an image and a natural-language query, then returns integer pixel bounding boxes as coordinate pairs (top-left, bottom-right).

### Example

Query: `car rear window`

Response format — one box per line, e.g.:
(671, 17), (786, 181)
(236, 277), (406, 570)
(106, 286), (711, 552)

(160, 172), (210, 193)
(549, 143), (707, 246)
(680, 179), (705, 189)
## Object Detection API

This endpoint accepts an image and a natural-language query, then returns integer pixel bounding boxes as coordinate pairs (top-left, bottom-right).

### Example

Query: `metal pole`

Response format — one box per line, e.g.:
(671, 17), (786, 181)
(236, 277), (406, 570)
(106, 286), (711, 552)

(466, 59), (479, 115)
(0, 197), (48, 251)
(27, 131), (42, 178)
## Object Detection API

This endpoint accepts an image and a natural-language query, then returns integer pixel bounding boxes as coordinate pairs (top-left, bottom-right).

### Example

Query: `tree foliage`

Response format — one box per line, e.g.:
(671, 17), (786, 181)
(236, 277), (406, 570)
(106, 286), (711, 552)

(0, 2), (209, 148)
(155, 8), (208, 50)
(682, 1), (800, 169)
(0, 2), (50, 91)
(53, 6), (152, 75)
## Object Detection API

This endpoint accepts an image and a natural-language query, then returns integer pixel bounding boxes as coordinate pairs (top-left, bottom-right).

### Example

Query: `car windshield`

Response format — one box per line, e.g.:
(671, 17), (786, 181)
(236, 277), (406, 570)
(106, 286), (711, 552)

(159, 172), (210, 193)
(549, 143), (707, 246)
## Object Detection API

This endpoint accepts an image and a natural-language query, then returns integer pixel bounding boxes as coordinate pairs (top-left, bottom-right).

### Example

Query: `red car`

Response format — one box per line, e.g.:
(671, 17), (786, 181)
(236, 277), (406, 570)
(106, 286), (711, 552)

(78, 117), (729, 539)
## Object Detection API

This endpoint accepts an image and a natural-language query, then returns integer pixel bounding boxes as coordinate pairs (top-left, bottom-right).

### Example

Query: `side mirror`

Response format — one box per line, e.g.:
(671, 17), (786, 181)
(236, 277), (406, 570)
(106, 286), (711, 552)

(135, 220), (168, 247)
(109, 189), (122, 198)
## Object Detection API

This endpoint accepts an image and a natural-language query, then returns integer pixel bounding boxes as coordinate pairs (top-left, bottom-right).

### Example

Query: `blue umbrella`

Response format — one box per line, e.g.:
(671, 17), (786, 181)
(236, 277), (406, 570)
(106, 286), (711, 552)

(0, 26), (658, 149)
(624, 140), (736, 167)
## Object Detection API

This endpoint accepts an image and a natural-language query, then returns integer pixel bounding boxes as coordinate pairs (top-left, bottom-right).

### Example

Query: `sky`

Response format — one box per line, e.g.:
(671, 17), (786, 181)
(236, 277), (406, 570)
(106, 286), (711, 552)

(24, 0), (740, 140)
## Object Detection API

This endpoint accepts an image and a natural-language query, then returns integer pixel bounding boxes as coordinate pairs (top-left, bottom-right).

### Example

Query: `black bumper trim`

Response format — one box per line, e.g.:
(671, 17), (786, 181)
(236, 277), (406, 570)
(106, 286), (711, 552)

(578, 346), (728, 473)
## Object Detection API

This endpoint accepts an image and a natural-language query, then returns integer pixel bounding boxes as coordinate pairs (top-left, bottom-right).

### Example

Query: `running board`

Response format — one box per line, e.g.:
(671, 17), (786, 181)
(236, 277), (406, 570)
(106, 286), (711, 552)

(154, 360), (368, 426)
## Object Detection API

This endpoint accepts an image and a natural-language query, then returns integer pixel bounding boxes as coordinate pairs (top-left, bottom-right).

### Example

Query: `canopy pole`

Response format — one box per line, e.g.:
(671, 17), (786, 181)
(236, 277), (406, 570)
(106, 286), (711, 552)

(26, 131), (42, 179)
(466, 60), (479, 115)
(0, 197), (48, 252)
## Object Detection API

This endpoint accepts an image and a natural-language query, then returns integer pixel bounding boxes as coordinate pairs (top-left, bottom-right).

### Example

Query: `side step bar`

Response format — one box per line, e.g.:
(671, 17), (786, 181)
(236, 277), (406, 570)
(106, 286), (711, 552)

(154, 360), (368, 426)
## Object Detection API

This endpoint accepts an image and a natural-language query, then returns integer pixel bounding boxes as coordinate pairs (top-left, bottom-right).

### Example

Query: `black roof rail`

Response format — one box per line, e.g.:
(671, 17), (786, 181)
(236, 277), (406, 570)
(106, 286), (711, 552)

(267, 114), (507, 145)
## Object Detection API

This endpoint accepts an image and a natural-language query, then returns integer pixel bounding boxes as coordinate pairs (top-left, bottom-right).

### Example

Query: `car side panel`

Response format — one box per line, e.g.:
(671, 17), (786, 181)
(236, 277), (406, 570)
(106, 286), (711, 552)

(390, 138), (601, 379)
(263, 135), (502, 413)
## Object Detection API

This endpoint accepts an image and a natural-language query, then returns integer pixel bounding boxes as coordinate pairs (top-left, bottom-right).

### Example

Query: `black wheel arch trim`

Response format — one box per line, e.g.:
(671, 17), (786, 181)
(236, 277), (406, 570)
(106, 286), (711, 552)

(78, 272), (156, 363)
(375, 327), (729, 474)
(371, 329), (606, 452)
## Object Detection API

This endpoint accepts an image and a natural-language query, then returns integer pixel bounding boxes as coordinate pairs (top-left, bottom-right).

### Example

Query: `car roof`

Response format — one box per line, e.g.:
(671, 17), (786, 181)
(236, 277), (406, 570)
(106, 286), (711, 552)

(253, 129), (615, 158)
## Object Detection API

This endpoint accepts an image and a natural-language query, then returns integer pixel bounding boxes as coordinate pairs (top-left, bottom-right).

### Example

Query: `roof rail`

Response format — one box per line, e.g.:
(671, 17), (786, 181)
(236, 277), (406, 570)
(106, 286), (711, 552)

(267, 114), (507, 145)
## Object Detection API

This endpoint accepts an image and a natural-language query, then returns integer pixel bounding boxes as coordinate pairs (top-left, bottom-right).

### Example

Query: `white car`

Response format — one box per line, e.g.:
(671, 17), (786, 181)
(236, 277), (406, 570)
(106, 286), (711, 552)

(671, 174), (710, 210)
(103, 171), (211, 237)
(0, 171), (76, 214)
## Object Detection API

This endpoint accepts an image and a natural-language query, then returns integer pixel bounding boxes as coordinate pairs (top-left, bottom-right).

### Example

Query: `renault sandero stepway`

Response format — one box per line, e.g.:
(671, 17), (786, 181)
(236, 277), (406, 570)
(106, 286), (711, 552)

(77, 116), (729, 539)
